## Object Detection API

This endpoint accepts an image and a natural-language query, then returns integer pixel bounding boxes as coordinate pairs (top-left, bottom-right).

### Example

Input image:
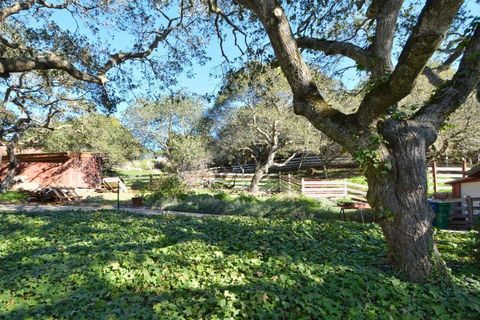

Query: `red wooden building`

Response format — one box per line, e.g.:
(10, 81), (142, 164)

(0, 152), (103, 189)
(447, 164), (480, 199)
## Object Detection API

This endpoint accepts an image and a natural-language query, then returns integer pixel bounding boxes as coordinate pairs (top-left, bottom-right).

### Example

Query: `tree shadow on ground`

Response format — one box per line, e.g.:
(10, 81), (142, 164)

(0, 210), (478, 319)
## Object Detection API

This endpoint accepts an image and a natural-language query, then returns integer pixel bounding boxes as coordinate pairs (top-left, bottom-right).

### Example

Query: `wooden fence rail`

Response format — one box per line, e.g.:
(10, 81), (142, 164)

(428, 160), (469, 193)
(123, 161), (471, 204)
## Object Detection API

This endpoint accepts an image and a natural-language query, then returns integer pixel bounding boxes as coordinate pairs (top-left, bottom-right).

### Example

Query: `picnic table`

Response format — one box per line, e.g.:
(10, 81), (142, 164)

(337, 201), (371, 223)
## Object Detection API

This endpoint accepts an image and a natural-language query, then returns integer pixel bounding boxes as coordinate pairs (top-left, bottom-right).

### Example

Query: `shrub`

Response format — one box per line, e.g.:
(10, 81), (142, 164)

(474, 220), (480, 262)
(213, 191), (231, 201)
(146, 175), (186, 207)
(164, 191), (338, 219)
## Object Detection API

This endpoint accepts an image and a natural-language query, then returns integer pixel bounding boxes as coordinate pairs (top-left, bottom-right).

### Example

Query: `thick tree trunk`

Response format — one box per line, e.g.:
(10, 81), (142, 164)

(250, 165), (266, 194)
(366, 120), (447, 282)
(250, 149), (278, 193)
(0, 139), (19, 193)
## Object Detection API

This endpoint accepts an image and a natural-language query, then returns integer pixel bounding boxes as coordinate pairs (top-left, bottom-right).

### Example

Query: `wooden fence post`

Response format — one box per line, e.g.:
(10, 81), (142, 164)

(462, 158), (467, 178)
(149, 174), (153, 186)
(301, 178), (304, 194)
(432, 161), (437, 194)
(467, 196), (473, 230)
(288, 173), (291, 195)
(278, 171), (282, 193)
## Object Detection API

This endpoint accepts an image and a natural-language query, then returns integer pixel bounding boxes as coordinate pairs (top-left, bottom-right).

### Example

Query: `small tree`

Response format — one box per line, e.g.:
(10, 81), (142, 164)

(27, 113), (144, 171)
(213, 64), (332, 192)
(125, 94), (211, 174)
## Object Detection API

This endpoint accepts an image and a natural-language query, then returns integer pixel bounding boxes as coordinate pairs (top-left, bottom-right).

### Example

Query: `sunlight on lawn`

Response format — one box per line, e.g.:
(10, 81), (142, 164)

(0, 210), (478, 319)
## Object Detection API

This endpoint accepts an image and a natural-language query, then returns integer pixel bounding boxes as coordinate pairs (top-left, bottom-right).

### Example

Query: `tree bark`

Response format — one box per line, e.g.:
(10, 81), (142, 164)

(249, 148), (277, 193)
(250, 165), (266, 194)
(365, 120), (447, 282)
(233, 0), (478, 284)
(0, 136), (20, 193)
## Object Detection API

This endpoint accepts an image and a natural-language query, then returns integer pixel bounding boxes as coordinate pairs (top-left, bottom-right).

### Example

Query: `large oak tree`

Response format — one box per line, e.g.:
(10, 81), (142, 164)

(0, 0), (205, 188)
(213, 63), (343, 192)
(212, 0), (480, 282)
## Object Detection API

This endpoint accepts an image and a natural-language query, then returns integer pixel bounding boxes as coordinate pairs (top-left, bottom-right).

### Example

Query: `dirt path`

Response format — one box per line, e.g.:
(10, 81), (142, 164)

(0, 203), (213, 218)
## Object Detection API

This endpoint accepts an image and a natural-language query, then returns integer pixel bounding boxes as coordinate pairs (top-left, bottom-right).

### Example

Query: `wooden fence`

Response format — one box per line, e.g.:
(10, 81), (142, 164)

(119, 173), (163, 188)
(231, 155), (354, 173)
(428, 160), (469, 194)
(197, 173), (280, 192)
(119, 161), (471, 202)
(297, 178), (368, 202)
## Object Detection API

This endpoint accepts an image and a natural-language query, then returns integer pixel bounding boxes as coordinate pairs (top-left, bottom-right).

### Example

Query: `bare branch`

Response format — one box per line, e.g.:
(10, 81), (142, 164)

(423, 67), (445, 87)
(436, 42), (465, 72)
(207, 0), (249, 58)
(251, 115), (271, 142)
(272, 152), (297, 167)
(97, 22), (176, 76)
(296, 37), (374, 71)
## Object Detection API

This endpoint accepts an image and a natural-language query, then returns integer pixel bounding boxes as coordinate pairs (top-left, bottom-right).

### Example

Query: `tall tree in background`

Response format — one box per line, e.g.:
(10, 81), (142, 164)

(125, 94), (211, 174)
(213, 64), (338, 192)
(0, 72), (86, 191)
(26, 113), (144, 170)
(208, 0), (480, 282)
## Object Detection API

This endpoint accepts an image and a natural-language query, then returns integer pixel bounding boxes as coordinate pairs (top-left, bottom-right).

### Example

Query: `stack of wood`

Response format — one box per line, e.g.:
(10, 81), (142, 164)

(23, 187), (82, 203)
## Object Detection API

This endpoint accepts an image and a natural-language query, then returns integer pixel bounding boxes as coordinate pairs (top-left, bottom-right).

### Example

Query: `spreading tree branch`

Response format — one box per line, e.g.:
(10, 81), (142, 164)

(233, 0), (357, 150)
(414, 24), (480, 128)
(0, 2), (179, 85)
(356, 0), (464, 127)
(296, 38), (375, 71)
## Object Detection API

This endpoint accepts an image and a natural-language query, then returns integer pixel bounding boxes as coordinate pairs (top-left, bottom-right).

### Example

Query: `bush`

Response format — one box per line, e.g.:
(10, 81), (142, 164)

(139, 159), (154, 170)
(145, 175), (186, 207)
(164, 191), (337, 219)
(474, 220), (480, 262)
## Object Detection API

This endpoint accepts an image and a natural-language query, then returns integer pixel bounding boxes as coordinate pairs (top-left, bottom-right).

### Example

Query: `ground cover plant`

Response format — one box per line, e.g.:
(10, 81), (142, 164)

(0, 191), (27, 203)
(0, 210), (478, 319)
(149, 189), (337, 219)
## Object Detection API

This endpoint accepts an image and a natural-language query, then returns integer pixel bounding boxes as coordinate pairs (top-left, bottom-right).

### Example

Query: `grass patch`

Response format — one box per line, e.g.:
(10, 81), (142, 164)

(0, 191), (27, 203)
(0, 210), (478, 319)
(115, 169), (164, 190)
(347, 175), (367, 185)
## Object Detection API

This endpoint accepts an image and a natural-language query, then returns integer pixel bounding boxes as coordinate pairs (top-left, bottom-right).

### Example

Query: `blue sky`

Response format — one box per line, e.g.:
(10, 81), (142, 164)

(46, 0), (480, 116)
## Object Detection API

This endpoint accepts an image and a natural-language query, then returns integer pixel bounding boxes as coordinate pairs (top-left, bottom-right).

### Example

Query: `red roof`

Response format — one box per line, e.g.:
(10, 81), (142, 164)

(446, 163), (480, 185)
(446, 176), (480, 185)
(466, 164), (480, 177)
(0, 152), (103, 163)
